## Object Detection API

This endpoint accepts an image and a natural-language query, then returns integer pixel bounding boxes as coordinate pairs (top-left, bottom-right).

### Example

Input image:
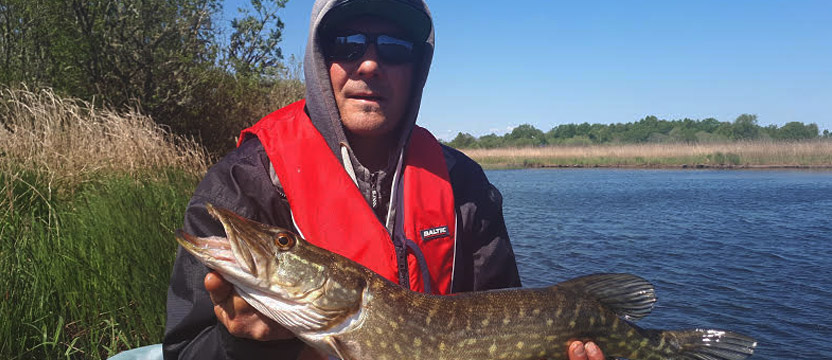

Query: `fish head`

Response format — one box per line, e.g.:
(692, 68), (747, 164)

(176, 203), (372, 342)
(175, 203), (330, 301)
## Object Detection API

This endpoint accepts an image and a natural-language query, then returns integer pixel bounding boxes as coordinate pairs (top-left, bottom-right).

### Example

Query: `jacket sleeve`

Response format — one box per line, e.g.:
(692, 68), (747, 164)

(163, 139), (303, 359)
(443, 145), (522, 292)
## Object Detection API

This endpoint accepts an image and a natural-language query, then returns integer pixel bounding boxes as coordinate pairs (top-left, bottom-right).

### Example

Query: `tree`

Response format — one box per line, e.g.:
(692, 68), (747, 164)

(478, 133), (504, 149)
(0, 0), (298, 155)
(731, 114), (761, 140)
(546, 124), (577, 143)
(504, 124), (546, 147)
(775, 122), (819, 140)
(448, 132), (478, 149)
(223, 0), (289, 78)
(0, 0), (227, 110)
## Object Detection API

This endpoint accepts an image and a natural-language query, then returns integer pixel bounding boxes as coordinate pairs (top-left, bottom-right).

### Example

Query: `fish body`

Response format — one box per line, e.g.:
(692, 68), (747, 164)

(176, 204), (757, 360)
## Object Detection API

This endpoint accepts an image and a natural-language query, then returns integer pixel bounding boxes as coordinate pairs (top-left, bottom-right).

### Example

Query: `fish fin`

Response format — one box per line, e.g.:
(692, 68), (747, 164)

(557, 273), (657, 321)
(662, 329), (757, 360)
(326, 337), (354, 360)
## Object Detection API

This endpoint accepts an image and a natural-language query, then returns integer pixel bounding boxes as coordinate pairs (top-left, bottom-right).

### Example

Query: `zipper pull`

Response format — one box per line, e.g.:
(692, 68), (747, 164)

(370, 172), (379, 209)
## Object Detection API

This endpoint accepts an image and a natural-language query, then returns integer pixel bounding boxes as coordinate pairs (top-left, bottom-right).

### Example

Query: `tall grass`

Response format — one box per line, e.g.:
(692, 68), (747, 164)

(0, 86), (207, 188)
(461, 141), (832, 169)
(1, 87), (208, 359)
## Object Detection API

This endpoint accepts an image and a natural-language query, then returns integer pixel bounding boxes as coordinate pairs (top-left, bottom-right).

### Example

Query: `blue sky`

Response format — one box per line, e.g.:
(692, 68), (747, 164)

(222, 0), (832, 140)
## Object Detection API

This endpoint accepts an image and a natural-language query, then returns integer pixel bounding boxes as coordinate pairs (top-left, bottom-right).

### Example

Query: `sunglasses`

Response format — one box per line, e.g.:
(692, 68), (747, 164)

(325, 32), (418, 65)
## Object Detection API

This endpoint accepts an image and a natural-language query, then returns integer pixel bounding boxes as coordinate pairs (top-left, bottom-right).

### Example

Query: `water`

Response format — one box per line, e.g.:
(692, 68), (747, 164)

(487, 169), (832, 359)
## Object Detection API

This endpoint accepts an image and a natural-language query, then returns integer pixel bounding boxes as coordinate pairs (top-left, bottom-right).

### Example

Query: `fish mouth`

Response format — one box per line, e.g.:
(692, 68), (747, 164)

(175, 229), (236, 263)
(175, 203), (284, 282)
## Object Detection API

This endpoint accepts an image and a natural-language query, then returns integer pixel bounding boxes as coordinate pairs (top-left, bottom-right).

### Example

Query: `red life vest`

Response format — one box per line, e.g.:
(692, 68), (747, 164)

(239, 100), (456, 295)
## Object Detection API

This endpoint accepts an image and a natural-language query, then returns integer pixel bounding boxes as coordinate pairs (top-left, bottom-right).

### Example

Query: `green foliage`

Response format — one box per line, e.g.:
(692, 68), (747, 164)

(0, 0), (303, 157)
(0, 0), (220, 108)
(0, 169), (197, 359)
(447, 132), (478, 148)
(504, 124), (546, 147)
(478, 133), (506, 149)
(448, 114), (827, 149)
(224, 0), (289, 77)
(730, 114), (761, 140)
(769, 121), (819, 140)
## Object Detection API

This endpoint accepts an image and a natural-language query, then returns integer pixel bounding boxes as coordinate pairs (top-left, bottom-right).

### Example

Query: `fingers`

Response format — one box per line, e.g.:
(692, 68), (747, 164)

(584, 342), (604, 360)
(205, 271), (233, 305)
(568, 341), (586, 360)
(205, 272), (240, 331)
(568, 341), (604, 360)
(203, 271), (295, 341)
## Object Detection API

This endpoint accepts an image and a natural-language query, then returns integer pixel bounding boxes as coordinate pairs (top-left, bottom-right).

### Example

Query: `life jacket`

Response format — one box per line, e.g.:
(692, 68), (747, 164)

(239, 100), (456, 295)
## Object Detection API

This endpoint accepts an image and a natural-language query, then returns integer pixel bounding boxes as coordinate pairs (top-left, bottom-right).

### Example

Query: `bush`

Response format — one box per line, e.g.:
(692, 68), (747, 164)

(155, 70), (305, 157)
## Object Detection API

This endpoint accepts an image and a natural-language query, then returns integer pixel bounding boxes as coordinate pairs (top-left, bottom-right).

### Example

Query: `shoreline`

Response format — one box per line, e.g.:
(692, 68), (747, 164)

(459, 141), (832, 170)
(521, 163), (832, 170)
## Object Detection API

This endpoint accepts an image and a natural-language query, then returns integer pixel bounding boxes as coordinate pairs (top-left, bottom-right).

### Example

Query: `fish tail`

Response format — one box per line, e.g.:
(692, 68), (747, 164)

(656, 328), (757, 360)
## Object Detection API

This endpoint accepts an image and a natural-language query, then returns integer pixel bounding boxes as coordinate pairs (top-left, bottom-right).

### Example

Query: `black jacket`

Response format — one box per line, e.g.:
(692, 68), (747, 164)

(163, 137), (521, 359)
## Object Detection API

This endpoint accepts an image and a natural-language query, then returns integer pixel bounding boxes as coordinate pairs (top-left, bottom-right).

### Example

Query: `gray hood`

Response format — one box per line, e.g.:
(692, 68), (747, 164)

(303, 0), (435, 169)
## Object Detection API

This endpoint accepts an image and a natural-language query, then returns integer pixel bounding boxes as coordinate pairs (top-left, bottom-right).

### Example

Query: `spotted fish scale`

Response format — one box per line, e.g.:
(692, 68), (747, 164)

(176, 203), (757, 360)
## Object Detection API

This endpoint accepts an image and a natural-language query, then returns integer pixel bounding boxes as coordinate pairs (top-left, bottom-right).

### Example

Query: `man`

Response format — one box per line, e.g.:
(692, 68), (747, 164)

(163, 0), (604, 359)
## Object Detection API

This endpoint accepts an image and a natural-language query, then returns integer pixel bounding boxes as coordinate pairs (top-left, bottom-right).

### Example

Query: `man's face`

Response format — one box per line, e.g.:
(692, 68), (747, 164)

(327, 16), (414, 140)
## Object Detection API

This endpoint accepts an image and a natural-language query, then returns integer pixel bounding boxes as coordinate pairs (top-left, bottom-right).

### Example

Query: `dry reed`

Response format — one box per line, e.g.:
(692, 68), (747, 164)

(461, 142), (832, 168)
(0, 86), (208, 188)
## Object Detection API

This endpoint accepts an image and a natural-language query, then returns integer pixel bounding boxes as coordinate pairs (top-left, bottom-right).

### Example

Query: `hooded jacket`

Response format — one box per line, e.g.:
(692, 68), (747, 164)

(163, 1), (520, 359)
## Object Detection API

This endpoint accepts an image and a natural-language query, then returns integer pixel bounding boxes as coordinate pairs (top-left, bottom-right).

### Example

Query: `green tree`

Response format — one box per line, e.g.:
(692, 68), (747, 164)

(478, 133), (504, 149)
(774, 122), (819, 140)
(0, 0), (222, 108)
(546, 124), (577, 143)
(731, 114), (761, 140)
(223, 0), (289, 77)
(504, 124), (546, 147)
(448, 132), (478, 148)
(0, 0), (300, 156)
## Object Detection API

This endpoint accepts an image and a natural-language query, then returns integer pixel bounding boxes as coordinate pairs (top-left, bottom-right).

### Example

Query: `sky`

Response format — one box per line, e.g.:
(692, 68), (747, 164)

(222, 0), (832, 140)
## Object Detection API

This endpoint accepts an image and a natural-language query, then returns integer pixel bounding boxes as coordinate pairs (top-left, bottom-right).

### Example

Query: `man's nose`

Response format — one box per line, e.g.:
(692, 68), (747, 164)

(355, 44), (381, 77)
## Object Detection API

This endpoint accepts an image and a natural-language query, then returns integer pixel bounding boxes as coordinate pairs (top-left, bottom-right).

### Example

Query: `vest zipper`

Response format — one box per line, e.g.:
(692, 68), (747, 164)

(370, 172), (379, 209)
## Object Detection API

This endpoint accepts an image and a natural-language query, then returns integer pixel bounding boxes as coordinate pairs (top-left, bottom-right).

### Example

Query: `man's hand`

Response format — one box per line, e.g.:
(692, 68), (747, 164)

(568, 341), (605, 360)
(204, 271), (295, 341)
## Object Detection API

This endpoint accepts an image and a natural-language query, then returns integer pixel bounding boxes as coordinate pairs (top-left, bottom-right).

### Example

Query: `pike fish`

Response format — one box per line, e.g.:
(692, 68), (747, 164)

(176, 203), (757, 360)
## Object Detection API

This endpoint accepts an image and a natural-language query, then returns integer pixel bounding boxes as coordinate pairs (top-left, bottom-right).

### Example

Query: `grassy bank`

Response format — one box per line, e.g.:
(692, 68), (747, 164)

(461, 141), (832, 169)
(1, 170), (196, 359)
(1, 88), (207, 359)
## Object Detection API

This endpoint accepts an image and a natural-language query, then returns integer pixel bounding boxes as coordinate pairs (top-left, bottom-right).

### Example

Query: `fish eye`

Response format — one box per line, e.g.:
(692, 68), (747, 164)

(274, 233), (294, 249)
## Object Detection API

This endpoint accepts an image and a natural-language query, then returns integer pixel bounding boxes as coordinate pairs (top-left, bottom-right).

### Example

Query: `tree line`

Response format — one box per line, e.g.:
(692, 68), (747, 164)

(446, 114), (830, 149)
(0, 0), (303, 156)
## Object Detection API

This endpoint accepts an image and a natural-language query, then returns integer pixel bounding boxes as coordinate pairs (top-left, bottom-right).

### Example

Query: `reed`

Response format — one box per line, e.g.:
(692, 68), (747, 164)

(0, 86), (208, 189)
(0, 87), (205, 359)
(1, 170), (194, 359)
(461, 141), (832, 169)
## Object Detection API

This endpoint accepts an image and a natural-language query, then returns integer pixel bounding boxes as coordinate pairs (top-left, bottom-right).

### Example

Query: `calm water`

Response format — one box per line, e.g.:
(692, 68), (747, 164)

(487, 169), (832, 360)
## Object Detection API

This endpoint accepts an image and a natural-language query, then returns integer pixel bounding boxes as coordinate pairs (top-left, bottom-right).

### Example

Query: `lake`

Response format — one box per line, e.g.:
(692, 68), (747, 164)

(486, 168), (832, 360)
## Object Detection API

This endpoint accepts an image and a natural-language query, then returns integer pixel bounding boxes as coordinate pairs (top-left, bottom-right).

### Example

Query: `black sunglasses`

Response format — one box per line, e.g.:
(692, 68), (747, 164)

(325, 32), (418, 65)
